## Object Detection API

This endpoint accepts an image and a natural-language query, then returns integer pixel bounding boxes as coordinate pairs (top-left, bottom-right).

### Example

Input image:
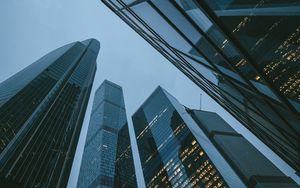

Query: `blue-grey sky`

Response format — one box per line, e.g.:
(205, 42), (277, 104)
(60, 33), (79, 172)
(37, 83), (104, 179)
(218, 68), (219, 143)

(0, 0), (299, 187)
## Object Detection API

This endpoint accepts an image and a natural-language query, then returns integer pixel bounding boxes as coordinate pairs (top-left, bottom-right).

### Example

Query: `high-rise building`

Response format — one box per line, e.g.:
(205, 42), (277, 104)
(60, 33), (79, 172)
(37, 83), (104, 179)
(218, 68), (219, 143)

(0, 39), (99, 187)
(101, 0), (300, 174)
(114, 123), (137, 188)
(132, 86), (299, 187)
(0, 39), (100, 187)
(188, 109), (299, 187)
(77, 80), (137, 188)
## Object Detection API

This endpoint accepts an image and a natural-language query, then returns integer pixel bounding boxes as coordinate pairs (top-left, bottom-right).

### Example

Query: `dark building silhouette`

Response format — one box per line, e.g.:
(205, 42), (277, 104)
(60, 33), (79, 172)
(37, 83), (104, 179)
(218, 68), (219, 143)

(0, 39), (99, 187)
(114, 123), (137, 188)
(77, 80), (137, 188)
(0, 176), (22, 188)
(132, 86), (299, 187)
(101, 0), (300, 174)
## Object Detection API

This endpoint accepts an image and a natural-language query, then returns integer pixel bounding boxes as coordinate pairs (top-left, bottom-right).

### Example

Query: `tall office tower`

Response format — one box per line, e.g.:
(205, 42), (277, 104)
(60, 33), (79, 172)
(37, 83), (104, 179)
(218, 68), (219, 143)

(101, 0), (300, 174)
(77, 80), (137, 188)
(188, 109), (299, 187)
(132, 86), (298, 188)
(114, 123), (137, 188)
(0, 39), (99, 187)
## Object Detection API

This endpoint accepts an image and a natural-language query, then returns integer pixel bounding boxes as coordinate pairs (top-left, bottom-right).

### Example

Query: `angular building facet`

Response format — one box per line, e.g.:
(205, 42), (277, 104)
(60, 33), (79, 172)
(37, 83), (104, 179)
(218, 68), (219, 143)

(0, 39), (99, 187)
(101, 0), (300, 174)
(132, 86), (299, 187)
(77, 80), (137, 188)
(188, 109), (299, 187)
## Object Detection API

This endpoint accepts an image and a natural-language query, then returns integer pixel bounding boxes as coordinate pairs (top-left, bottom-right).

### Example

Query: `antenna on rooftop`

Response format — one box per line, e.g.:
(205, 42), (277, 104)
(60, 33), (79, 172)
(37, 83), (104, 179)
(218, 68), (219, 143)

(200, 93), (202, 110)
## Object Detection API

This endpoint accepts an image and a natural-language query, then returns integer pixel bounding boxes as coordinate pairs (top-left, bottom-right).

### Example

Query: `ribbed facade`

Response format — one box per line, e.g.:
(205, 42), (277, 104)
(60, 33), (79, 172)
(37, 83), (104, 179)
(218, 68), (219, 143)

(101, 0), (300, 173)
(0, 39), (99, 187)
(77, 80), (137, 188)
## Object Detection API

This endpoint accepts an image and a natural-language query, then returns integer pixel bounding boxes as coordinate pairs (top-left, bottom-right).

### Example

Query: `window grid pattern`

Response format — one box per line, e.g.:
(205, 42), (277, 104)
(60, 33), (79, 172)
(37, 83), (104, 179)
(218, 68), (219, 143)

(101, 0), (300, 172)
(132, 88), (228, 188)
(78, 81), (136, 188)
(0, 39), (99, 187)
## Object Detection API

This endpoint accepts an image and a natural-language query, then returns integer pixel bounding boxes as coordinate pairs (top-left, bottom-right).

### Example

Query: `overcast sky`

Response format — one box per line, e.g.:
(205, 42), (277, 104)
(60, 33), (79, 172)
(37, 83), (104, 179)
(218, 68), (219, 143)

(0, 0), (299, 187)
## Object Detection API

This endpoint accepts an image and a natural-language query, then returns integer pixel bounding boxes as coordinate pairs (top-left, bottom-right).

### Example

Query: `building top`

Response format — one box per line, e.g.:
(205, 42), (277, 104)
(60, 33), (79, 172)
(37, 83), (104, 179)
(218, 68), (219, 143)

(93, 79), (125, 111)
(188, 110), (237, 134)
(132, 85), (165, 116)
(82, 38), (100, 55)
(189, 109), (299, 187)
(0, 39), (100, 107)
(100, 79), (122, 89)
(132, 86), (246, 187)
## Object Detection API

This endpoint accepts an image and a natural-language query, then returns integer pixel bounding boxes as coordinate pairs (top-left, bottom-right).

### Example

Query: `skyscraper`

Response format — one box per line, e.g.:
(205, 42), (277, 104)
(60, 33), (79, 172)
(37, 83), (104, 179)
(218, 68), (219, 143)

(188, 109), (299, 187)
(101, 0), (300, 174)
(114, 123), (137, 188)
(77, 80), (137, 188)
(0, 39), (99, 187)
(132, 86), (299, 187)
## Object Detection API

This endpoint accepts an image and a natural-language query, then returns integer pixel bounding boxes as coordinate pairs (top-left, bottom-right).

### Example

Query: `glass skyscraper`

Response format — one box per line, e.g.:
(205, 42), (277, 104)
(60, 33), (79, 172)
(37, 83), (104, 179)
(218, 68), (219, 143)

(77, 80), (137, 188)
(132, 86), (298, 187)
(101, 0), (300, 174)
(114, 123), (137, 188)
(0, 39), (99, 187)
(188, 109), (298, 187)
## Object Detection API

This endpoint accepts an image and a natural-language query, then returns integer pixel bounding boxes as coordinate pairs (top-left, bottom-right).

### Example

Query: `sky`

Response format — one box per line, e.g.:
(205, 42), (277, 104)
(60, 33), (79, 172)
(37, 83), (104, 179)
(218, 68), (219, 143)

(0, 0), (299, 187)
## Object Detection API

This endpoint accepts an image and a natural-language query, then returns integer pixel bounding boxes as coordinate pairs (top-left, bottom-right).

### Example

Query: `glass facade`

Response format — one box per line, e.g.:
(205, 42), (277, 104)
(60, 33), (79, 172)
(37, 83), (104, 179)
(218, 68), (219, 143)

(189, 110), (299, 187)
(0, 39), (99, 187)
(77, 80), (137, 188)
(0, 176), (22, 188)
(114, 123), (137, 188)
(101, 0), (300, 174)
(132, 87), (244, 187)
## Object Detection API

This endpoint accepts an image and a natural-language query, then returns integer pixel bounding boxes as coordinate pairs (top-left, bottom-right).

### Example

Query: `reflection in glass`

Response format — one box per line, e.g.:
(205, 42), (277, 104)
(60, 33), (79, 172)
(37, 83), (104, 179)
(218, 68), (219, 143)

(101, 0), (300, 173)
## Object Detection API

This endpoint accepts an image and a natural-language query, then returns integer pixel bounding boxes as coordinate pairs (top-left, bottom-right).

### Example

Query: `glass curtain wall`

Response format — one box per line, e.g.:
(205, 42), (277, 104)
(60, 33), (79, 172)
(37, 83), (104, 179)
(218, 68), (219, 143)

(101, 0), (300, 173)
